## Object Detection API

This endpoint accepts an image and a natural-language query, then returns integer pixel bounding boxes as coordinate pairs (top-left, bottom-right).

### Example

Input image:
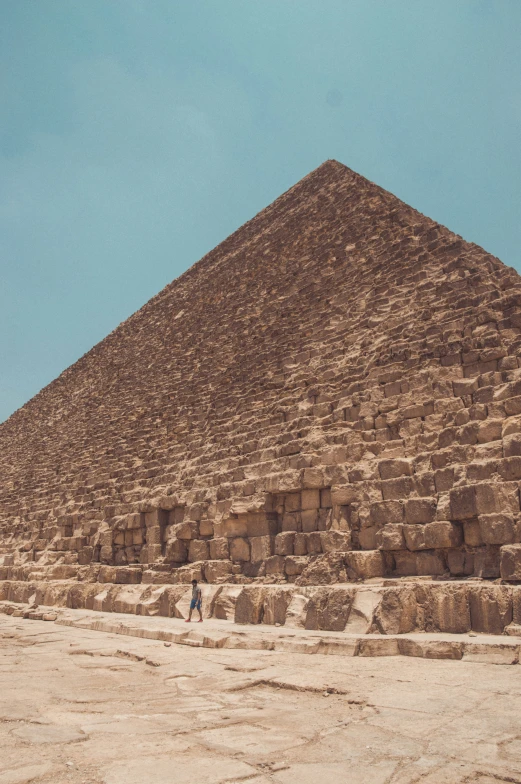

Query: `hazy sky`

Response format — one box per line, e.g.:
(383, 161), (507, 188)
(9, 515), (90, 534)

(1, 1), (520, 422)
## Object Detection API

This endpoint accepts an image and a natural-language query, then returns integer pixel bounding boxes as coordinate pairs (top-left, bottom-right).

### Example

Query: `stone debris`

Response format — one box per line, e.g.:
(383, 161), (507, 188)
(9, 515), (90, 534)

(2, 160), (521, 632)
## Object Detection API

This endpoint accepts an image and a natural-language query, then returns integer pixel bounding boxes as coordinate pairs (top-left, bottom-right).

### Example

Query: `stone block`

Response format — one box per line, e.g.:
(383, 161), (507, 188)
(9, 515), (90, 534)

(305, 586), (354, 631)
(301, 489), (320, 510)
(204, 560), (233, 583)
(403, 525), (427, 551)
(320, 488), (332, 508)
(375, 524), (405, 551)
(478, 514), (515, 545)
(404, 498), (436, 524)
(498, 456), (521, 481)
(469, 585), (512, 633)
(416, 550), (446, 575)
(301, 509), (318, 532)
(284, 556), (309, 576)
(188, 539), (209, 563)
(245, 513), (278, 537)
(423, 521), (462, 549)
(500, 544), (521, 581)
(284, 493), (301, 512)
(319, 530), (351, 553)
(344, 551), (386, 579)
(144, 509), (168, 528)
(275, 532), (295, 556)
(380, 477), (413, 500)
(447, 548), (474, 576)
(370, 500), (404, 525)
(221, 517), (248, 538)
(164, 539), (187, 563)
(307, 532), (322, 555)
(294, 533), (308, 556)
(504, 434), (521, 457)
(473, 546), (501, 578)
(449, 482), (518, 520)
(212, 586), (242, 620)
(250, 535), (274, 562)
(281, 512), (300, 532)
(209, 537), (229, 560)
(146, 526), (162, 545)
(229, 537), (250, 562)
(265, 555), (286, 577)
(429, 585), (471, 633)
(378, 458), (413, 480)
(234, 587), (265, 624)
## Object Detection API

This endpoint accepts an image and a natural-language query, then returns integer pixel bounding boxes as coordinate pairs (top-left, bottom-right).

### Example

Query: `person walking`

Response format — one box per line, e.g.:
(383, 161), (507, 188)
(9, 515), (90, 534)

(185, 579), (203, 622)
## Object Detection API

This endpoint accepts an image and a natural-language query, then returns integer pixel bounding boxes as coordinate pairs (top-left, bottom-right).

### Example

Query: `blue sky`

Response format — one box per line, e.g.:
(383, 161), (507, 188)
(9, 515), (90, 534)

(1, 1), (520, 422)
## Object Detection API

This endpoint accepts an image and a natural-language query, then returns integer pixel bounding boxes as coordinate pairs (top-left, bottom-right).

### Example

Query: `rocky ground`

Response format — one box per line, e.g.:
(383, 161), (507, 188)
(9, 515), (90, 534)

(2, 616), (521, 783)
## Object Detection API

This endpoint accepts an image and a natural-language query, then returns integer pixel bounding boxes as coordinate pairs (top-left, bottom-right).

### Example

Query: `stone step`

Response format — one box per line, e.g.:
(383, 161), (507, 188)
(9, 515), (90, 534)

(1, 602), (519, 665)
(2, 577), (521, 637)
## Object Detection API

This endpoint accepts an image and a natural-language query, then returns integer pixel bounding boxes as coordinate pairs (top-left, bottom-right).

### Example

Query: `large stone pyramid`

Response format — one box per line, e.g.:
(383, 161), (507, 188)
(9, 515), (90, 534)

(2, 159), (521, 632)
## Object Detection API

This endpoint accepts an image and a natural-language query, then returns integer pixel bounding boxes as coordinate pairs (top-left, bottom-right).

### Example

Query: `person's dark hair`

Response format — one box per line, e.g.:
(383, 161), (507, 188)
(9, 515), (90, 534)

(191, 579), (197, 585)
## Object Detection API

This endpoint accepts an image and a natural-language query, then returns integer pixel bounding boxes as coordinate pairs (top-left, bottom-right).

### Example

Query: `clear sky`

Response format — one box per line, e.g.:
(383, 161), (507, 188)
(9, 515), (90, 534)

(1, 1), (520, 423)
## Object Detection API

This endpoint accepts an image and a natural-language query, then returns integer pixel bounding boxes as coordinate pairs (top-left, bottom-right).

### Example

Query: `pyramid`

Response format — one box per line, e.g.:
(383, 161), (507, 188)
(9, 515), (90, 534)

(2, 159), (521, 633)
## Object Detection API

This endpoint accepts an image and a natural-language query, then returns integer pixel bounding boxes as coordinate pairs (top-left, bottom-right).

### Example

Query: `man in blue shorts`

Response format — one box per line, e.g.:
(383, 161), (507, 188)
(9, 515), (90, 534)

(185, 579), (203, 622)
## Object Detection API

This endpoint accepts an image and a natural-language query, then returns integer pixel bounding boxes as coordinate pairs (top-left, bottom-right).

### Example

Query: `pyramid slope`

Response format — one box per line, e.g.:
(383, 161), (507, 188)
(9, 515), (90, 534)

(2, 159), (521, 589)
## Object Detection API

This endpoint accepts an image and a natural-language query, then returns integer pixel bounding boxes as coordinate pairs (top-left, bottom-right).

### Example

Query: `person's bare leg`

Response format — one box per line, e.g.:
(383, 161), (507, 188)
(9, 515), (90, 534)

(197, 606), (203, 622)
(185, 609), (192, 622)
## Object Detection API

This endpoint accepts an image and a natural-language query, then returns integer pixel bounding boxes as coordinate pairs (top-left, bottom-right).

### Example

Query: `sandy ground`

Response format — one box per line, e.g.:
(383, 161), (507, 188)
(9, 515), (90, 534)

(2, 615), (521, 784)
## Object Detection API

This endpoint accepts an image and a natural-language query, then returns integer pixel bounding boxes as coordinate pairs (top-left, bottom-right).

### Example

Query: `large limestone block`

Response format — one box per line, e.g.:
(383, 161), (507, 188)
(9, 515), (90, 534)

(301, 489), (320, 510)
(371, 586), (418, 634)
(204, 560), (233, 582)
(245, 513), (278, 537)
(136, 585), (168, 616)
(295, 552), (347, 585)
(234, 586), (266, 624)
(66, 583), (101, 610)
(265, 554), (286, 577)
(500, 544), (521, 580)
(343, 587), (382, 633)
(304, 586), (354, 631)
(250, 535), (274, 562)
(284, 555), (309, 576)
(275, 532), (295, 556)
(262, 586), (294, 625)
(284, 591), (309, 627)
(370, 500), (404, 525)
(498, 456), (521, 481)
(209, 537), (229, 560)
(113, 585), (146, 614)
(449, 482), (519, 521)
(212, 585), (243, 620)
(469, 585), (513, 633)
(478, 513), (516, 545)
(299, 509), (317, 532)
(375, 524), (405, 551)
(416, 550), (446, 576)
(164, 539), (188, 563)
(319, 530), (351, 553)
(423, 521), (462, 549)
(344, 550), (386, 579)
(429, 585), (470, 633)
(188, 539), (209, 562)
(229, 537), (250, 562)
(404, 498), (436, 524)
(378, 458), (413, 480)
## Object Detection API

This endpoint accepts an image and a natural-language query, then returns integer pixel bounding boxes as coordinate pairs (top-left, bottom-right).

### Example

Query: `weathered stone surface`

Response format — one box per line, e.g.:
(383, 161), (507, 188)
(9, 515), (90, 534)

(3, 158), (521, 608)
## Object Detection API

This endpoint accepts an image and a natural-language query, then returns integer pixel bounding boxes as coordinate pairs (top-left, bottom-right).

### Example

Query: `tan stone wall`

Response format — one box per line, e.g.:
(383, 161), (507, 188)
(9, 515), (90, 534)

(2, 160), (521, 586)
